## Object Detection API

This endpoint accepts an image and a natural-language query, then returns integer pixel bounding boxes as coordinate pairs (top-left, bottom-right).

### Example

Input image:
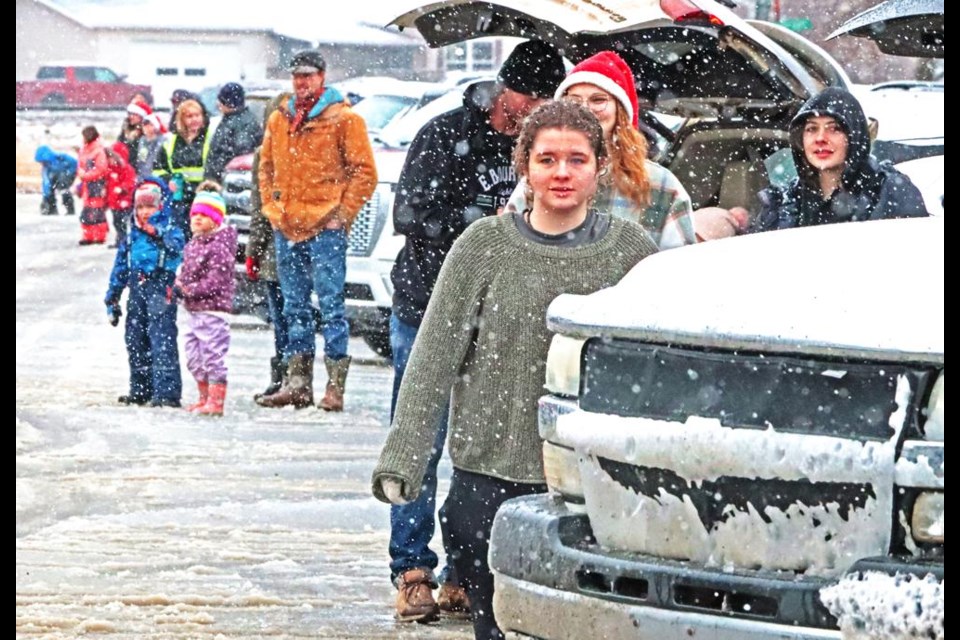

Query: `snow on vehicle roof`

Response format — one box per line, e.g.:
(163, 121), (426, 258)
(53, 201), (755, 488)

(547, 217), (944, 362)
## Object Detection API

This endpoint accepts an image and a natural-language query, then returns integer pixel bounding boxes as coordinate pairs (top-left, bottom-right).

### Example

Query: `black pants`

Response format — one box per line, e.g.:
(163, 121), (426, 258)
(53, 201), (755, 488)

(112, 206), (131, 246)
(441, 468), (546, 640)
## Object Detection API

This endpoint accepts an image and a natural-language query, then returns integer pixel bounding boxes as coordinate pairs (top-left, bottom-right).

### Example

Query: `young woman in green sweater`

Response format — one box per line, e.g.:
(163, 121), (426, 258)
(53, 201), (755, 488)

(373, 100), (657, 639)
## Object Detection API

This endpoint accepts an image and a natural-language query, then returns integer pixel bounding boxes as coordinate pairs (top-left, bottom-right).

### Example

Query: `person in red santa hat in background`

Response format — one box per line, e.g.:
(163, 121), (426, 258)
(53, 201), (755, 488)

(118, 94), (153, 166)
(134, 113), (168, 182)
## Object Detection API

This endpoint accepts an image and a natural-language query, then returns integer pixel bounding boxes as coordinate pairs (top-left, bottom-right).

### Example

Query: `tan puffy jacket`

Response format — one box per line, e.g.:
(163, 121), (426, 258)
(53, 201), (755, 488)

(259, 98), (376, 242)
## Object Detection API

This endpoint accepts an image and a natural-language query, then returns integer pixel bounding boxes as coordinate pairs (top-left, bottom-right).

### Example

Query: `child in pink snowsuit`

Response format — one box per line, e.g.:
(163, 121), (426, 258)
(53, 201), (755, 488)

(174, 191), (237, 416)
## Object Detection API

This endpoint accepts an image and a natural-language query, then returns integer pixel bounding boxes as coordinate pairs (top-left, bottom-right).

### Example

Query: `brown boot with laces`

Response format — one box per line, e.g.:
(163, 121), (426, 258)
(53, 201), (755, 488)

(437, 582), (471, 619)
(395, 568), (440, 623)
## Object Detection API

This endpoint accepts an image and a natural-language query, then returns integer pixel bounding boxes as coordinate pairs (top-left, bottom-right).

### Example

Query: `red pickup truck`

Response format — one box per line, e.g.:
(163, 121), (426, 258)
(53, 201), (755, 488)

(16, 64), (151, 110)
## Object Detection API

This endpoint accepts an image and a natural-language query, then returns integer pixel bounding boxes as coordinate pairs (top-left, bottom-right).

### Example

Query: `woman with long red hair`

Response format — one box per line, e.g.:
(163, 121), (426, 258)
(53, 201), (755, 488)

(506, 50), (696, 249)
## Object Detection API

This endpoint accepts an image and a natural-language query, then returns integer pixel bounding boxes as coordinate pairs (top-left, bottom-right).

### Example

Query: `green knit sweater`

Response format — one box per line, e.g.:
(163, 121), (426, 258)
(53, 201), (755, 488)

(372, 213), (657, 502)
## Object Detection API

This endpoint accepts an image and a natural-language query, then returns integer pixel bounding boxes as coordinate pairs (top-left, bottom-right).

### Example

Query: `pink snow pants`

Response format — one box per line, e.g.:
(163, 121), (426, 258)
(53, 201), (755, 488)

(184, 310), (230, 384)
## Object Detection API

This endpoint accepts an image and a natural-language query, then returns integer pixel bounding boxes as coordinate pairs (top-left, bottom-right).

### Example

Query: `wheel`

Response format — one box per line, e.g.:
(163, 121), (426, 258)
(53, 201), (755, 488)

(41, 93), (66, 108)
(362, 331), (393, 361)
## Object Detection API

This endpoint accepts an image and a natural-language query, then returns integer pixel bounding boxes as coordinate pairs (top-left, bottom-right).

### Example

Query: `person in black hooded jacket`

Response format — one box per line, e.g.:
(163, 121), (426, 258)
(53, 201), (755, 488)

(750, 87), (927, 232)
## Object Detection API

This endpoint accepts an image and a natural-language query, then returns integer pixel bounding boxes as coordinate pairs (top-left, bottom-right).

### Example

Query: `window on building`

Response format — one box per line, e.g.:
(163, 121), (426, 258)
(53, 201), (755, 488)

(184, 68), (206, 77)
(157, 68), (179, 76)
(445, 40), (497, 73)
(472, 42), (494, 71)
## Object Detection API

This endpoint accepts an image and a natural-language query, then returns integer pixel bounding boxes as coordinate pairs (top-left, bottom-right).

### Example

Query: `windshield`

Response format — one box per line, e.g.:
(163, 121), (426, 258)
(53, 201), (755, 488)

(351, 94), (419, 133)
(376, 86), (469, 148)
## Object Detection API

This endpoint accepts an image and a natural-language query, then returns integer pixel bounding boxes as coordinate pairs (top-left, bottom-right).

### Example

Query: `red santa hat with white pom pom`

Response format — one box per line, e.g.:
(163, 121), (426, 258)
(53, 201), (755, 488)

(554, 51), (640, 129)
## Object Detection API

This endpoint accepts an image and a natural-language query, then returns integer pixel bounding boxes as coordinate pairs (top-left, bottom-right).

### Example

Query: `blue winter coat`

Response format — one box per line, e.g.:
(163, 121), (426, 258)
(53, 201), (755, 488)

(34, 145), (77, 196)
(105, 177), (185, 304)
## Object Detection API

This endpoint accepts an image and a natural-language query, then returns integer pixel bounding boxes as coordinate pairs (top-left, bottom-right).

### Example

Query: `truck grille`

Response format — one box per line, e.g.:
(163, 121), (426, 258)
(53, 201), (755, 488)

(580, 339), (934, 440)
(347, 190), (382, 257)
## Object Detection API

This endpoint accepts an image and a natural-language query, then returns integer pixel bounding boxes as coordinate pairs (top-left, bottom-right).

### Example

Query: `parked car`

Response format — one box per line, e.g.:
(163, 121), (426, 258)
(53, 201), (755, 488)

(196, 80), (289, 118)
(342, 0), (853, 364)
(853, 81), (944, 215)
(832, 0), (945, 216)
(491, 216), (943, 639)
(16, 63), (151, 110)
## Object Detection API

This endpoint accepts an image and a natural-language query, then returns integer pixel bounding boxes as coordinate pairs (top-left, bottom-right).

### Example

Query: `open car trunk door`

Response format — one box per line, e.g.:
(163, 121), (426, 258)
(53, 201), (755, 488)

(827, 0), (944, 57)
(389, 0), (846, 114)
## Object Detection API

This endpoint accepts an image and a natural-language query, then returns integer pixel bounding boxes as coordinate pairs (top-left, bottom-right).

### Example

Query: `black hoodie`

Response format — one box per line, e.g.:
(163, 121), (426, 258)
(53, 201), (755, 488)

(752, 87), (927, 232)
(390, 82), (518, 327)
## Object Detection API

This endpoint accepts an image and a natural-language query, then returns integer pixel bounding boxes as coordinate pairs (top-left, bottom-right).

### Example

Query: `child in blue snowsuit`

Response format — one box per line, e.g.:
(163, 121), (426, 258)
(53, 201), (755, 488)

(104, 177), (186, 407)
(34, 145), (77, 216)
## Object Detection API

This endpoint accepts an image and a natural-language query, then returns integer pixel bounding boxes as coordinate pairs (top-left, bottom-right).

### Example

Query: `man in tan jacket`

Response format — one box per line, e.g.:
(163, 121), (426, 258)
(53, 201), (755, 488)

(256, 50), (377, 411)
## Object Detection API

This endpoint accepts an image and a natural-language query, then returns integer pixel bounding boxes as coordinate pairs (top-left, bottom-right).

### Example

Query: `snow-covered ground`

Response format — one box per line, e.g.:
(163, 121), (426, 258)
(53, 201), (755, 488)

(15, 193), (467, 638)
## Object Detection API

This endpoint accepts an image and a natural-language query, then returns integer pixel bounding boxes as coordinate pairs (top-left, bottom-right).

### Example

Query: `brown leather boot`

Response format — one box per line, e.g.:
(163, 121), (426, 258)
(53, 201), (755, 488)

(318, 356), (351, 412)
(255, 354), (314, 409)
(395, 568), (439, 623)
(437, 582), (471, 619)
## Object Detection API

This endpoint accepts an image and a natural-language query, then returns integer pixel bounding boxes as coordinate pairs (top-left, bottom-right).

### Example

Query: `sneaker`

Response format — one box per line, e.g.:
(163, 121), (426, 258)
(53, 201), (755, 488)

(150, 398), (182, 408)
(395, 568), (440, 624)
(117, 395), (149, 406)
(437, 582), (471, 619)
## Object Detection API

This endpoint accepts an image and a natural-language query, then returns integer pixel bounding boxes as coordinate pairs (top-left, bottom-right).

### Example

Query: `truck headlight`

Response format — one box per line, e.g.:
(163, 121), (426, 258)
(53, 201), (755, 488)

(545, 335), (585, 397)
(924, 373), (943, 441)
(911, 492), (944, 543)
(542, 441), (585, 512)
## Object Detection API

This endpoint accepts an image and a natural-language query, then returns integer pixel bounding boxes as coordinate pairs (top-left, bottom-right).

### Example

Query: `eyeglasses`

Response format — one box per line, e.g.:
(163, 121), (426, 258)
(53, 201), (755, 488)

(565, 94), (613, 111)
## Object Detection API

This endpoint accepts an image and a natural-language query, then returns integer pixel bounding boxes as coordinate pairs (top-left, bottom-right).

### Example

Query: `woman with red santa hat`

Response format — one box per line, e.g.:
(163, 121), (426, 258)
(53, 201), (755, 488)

(505, 50), (696, 249)
(118, 94), (153, 164)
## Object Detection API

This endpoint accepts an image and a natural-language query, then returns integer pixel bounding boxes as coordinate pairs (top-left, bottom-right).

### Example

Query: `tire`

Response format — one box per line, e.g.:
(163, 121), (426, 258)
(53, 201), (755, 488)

(41, 93), (66, 108)
(362, 331), (393, 361)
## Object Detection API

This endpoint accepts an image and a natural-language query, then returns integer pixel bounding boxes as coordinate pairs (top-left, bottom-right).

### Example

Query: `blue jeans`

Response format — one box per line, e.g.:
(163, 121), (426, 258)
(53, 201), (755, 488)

(388, 314), (454, 584)
(264, 279), (289, 360)
(124, 273), (182, 402)
(274, 229), (349, 360)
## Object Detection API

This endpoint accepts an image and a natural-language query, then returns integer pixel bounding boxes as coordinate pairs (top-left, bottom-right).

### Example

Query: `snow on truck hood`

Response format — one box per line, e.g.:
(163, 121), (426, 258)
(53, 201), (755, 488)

(547, 217), (944, 363)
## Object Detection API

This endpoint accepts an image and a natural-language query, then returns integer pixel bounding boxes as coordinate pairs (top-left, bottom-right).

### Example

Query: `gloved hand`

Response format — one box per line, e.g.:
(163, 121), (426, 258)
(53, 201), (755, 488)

(245, 256), (260, 281)
(106, 302), (122, 327)
(379, 477), (408, 505)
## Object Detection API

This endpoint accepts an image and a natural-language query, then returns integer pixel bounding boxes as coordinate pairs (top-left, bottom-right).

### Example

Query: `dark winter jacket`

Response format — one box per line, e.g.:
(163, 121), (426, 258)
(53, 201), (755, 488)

(117, 117), (143, 168)
(105, 177), (185, 304)
(246, 147), (278, 281)
(153, 129), (211, 203)
(203, 106), (264, 184)
(177, 225), (237, 313)
(752, 87), (928, 232)
(34, 146), (77, 196)
(245, 93), (288, 282)
(390, 81), (518, 327)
